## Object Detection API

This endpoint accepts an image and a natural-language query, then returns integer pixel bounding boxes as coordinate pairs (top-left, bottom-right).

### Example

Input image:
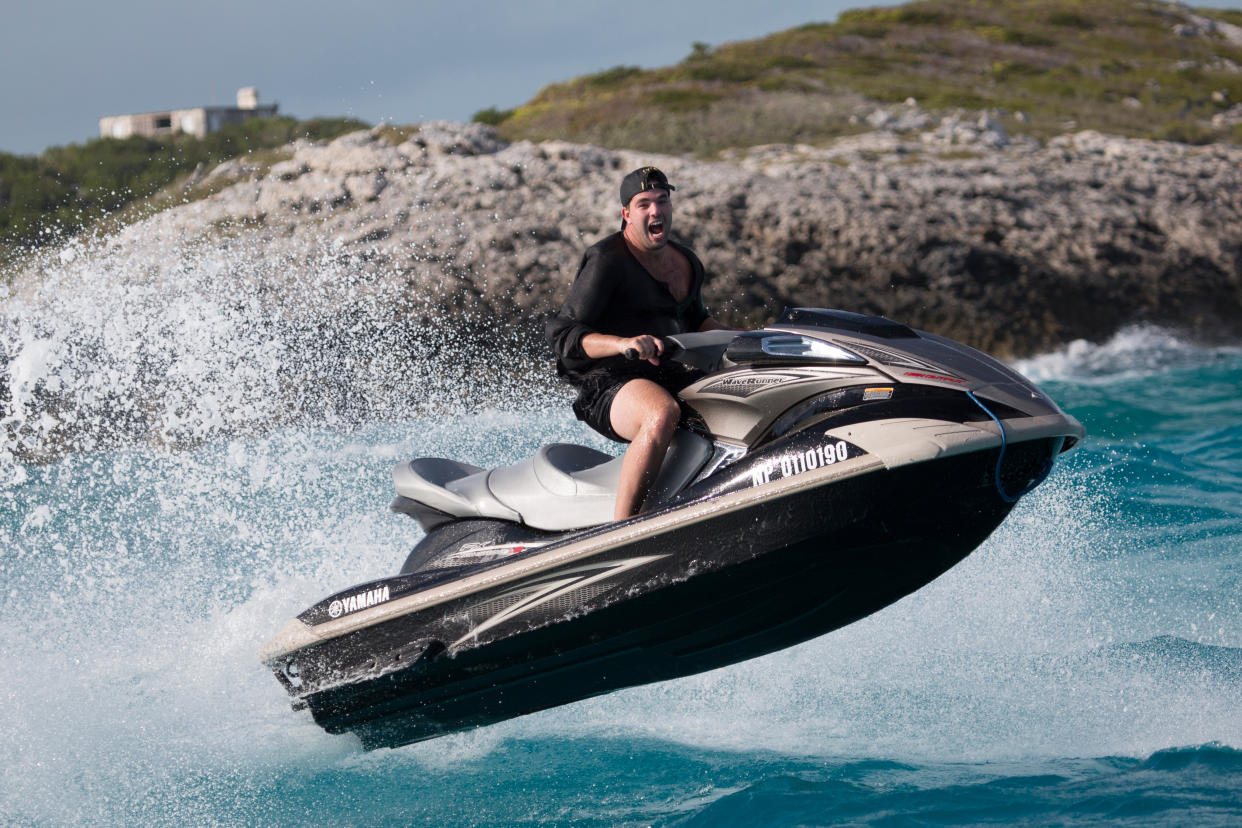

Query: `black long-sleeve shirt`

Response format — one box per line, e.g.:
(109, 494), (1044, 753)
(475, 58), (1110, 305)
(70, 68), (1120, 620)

(545, 232), (710, 385)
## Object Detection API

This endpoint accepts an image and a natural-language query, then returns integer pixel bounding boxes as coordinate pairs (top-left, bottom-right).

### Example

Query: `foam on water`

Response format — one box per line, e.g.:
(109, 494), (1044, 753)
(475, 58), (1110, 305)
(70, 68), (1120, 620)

(3, 223), (1239, 821)
(1015, 325), (1242, 383)
(0, 406), (633, 821)
(4, 388), (1237, 814)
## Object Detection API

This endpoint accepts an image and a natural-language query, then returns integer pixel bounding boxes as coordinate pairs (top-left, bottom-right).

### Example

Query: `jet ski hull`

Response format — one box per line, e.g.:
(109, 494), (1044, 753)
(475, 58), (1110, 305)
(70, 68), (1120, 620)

(261, 308), (1085, 750)
(287, 434), (1058, 749)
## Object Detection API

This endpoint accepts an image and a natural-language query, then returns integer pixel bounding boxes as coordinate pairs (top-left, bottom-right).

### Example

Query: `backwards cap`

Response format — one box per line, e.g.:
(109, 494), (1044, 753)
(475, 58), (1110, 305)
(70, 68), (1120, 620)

(620, 167), (675, 230)
(620, 166), (675, 207)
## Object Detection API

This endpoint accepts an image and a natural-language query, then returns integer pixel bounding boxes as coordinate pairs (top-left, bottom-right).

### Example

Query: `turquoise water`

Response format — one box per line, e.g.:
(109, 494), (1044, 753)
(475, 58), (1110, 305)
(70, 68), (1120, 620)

(2, 326), (1240, 825)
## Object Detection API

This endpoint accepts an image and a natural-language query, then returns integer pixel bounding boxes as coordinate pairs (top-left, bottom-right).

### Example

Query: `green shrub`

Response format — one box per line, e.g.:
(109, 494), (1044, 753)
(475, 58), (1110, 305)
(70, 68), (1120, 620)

(686, 42), (714, 61)
(838, 6), (948, 27)
(766, 55), (820, 70)
(649, 89), (723, 112)
(472, 107), (514, 126)
(682, 59), (765, 83)
(835, 9), (888, 37)
(991, 60), (1047, 80)
(0, 116), (367, 254)
(1097, 59), (1135, 77)
(1154, 119), (1217, 145)
(838, 21), (888, 38)
(893, 7), (950, 25)
(791, 21), (836, 35)
(974, 25), (1055, 47)
(836, 9), (885, 26)
(582, 65), (644, 88)
(1048, 11), (1096, 30)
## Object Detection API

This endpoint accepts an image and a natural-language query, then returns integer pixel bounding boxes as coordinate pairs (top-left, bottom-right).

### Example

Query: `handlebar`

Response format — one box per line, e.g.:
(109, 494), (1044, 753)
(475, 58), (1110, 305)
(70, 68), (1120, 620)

(622, 337), (681, 362)
(619, 336), (696, 368)
(615, 331), (736, 372)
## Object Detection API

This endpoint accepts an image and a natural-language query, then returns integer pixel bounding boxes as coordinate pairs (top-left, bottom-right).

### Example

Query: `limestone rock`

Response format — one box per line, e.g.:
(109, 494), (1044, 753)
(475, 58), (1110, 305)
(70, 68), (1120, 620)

(13, 120), (1242, 360)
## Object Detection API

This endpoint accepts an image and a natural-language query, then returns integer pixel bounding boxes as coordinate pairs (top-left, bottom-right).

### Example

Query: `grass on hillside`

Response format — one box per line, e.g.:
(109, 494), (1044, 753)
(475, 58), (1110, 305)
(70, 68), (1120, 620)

(480, 0), (1242, 155)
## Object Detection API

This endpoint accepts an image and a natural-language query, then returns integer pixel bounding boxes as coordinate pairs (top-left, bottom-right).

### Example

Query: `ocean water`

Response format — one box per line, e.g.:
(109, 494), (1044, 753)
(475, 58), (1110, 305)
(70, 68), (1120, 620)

(2, 253), (1240, 825)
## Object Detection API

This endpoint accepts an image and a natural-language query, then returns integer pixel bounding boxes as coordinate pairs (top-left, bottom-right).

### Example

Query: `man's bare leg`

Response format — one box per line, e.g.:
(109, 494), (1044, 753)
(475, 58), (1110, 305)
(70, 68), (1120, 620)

(608, 378), (681, 520)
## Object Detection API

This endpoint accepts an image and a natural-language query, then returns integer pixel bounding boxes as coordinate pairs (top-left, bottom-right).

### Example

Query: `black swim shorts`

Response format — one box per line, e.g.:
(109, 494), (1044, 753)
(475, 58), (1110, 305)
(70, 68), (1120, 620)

(571, 365), (705, 443)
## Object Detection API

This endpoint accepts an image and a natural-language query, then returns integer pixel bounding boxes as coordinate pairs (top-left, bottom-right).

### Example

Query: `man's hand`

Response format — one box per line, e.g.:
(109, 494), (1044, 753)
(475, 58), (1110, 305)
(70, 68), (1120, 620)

(620, 334), (663, 365)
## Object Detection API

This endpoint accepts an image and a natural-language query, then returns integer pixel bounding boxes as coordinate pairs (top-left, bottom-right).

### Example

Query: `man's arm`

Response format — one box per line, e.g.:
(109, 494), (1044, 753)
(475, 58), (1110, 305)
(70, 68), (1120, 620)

(580, 332), (664, 364)
(546, 246), (618, 364)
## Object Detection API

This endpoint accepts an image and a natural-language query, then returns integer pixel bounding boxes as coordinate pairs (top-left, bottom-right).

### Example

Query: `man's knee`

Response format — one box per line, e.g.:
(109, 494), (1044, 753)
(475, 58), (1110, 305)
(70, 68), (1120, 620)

(642, 395), (680, 439)
(610, 379), (682, 443)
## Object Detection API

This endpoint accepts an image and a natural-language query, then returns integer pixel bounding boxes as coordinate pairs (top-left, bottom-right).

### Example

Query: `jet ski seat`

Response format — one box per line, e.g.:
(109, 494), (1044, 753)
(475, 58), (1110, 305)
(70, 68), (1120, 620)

(488, 444), (622, 529)
(392, 432), (714, 532)
(392, 444), (619, 531)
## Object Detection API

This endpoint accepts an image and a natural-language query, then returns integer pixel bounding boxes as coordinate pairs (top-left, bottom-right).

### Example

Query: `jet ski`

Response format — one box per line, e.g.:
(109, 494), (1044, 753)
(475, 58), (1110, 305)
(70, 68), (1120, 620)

(260, 307), (1083, 750)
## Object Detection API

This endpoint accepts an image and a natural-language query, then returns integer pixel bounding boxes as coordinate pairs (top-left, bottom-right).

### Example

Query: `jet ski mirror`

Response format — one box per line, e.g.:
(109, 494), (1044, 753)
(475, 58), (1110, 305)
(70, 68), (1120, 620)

(725, 331), (867, 366)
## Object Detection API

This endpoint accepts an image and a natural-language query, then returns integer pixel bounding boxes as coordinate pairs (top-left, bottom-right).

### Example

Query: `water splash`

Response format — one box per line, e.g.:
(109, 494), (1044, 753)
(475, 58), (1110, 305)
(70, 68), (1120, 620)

(2, 214), (560, 469)
(3, 220), (1240, 822)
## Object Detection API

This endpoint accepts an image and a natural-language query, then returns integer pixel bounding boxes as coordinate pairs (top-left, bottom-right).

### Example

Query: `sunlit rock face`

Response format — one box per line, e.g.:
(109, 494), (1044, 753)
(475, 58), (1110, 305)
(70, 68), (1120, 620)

(4, 121), (1240, 462)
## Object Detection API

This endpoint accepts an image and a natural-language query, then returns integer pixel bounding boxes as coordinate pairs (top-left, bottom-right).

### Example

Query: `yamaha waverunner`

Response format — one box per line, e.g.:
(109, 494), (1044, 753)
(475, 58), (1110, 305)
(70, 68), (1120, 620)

(260, 308), (1083, 750)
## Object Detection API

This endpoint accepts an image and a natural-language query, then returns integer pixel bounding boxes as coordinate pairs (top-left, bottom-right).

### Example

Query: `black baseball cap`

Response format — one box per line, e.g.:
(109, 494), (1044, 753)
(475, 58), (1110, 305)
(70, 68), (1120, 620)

(620, 166), (676, 207)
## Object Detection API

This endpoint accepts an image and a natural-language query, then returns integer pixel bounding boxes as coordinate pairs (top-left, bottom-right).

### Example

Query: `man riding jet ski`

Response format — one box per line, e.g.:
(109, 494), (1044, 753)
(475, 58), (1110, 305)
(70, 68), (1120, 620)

(546, 165), (732, 522)
(260, 307), (1084, 750)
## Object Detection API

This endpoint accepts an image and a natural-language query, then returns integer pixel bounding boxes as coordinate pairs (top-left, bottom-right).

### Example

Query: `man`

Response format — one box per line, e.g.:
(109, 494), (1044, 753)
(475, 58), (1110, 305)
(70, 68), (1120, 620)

(546, 166), (727, 520)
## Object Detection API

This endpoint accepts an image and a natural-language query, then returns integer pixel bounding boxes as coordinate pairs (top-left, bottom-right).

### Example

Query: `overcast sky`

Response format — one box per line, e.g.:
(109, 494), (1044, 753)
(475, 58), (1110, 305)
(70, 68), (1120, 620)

(3, 0), (1240, 156)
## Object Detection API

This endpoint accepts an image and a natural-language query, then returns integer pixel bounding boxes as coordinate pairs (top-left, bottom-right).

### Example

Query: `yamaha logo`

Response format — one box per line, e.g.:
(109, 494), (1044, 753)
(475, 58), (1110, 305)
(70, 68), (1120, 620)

(325, 585), (391, 620)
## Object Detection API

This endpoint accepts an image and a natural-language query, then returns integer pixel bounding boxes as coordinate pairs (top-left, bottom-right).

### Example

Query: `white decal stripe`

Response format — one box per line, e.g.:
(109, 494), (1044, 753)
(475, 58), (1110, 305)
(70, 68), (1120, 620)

(450, 555), (668, 649)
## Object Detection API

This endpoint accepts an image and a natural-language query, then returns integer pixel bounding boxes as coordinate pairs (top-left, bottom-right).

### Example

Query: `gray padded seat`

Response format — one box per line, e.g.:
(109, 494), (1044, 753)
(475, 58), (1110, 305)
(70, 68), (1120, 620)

(393, 431), (713, 532)
(393, 457), (520, 523)
(489, 444), (622, 529)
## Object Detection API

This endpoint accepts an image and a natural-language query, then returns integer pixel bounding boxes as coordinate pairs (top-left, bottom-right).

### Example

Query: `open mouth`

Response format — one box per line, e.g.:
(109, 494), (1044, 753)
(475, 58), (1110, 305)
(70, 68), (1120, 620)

(648, 218), (666, 238)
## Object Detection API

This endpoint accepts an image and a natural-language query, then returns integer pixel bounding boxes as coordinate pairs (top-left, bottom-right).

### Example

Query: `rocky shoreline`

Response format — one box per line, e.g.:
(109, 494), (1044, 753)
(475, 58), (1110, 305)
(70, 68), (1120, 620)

(19, 116), (1241, 357)
(2, 118), (1240, 462)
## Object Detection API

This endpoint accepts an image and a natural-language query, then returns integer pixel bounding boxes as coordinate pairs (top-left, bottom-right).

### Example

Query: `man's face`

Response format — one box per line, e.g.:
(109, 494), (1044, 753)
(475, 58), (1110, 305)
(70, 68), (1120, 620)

(622, 188), (673, 251)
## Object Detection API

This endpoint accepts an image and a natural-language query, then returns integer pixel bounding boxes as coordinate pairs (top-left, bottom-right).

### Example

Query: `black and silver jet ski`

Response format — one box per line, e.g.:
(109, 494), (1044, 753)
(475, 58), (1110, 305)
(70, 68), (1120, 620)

(261, 308), (1083, 749)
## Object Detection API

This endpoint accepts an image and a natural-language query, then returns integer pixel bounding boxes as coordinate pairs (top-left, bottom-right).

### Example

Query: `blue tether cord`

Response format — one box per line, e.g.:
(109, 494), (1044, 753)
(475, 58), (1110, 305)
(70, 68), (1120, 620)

(967, 390), (1054, 503)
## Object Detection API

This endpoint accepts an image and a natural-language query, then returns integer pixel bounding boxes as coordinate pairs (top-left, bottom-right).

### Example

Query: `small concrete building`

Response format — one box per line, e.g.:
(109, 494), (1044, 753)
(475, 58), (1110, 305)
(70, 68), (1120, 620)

(99, 88), (278, 140)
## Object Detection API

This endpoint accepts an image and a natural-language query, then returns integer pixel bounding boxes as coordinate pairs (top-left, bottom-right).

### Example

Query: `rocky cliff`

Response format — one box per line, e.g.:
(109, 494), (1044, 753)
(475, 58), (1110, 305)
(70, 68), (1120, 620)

(3, 119), (1240, 461)
(38, 117), (1238, 357)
